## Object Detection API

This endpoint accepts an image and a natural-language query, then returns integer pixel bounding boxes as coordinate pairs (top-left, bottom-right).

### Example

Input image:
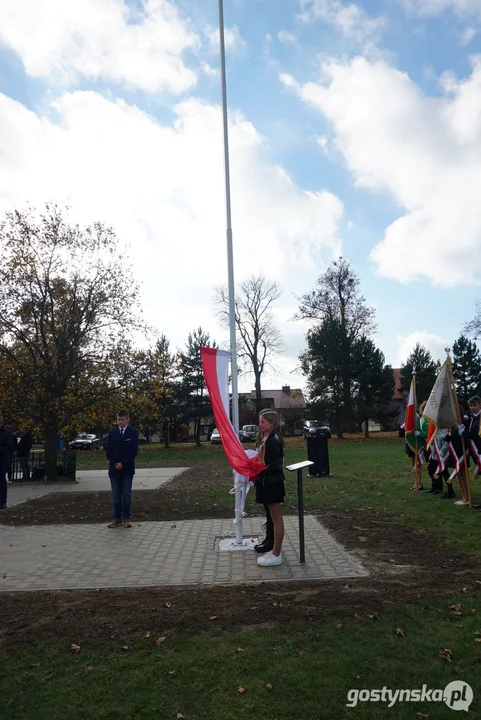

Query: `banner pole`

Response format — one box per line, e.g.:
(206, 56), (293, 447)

(446, 350), (471, 506)
(412, 366), (420, 493)
(218, 0), (242, 544)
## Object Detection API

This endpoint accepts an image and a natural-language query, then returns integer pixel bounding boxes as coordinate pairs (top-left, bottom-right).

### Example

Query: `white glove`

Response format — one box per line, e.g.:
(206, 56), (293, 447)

(458, 424), (465, 434)
(413, 431), (420, 437)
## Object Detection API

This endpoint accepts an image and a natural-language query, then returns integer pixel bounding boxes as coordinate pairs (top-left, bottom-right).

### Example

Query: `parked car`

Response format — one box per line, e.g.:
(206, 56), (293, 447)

(68, 433), (101, 450)
(303, 420), (331, 439)
(240, 425), (259, 442)
(210, 428), (221, 444)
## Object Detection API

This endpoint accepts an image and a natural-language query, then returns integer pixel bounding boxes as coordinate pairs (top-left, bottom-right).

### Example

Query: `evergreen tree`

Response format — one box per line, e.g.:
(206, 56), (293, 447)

(351, 337), (396, 437)
(400, 344), (440, 405)
(298, 258), (375, 435)
(452, 334), (481, 406)
(178, 327), (216, 446)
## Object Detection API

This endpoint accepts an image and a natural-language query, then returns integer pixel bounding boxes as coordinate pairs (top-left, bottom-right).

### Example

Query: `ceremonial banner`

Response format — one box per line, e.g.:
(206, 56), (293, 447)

(422, 360), (458, 448)
(405, 378), (422, 453)
(200, 347), (266, 479)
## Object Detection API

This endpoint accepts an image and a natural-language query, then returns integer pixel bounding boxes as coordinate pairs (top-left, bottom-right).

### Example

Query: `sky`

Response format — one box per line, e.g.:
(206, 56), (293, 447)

(1, 0), (481, 393)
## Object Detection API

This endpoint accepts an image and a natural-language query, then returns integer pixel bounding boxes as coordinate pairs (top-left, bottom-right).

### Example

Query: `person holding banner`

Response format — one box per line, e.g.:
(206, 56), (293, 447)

(254, 410), (285, 567)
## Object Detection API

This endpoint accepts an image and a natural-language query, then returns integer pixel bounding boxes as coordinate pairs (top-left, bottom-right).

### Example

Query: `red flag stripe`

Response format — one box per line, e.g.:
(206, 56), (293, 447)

(200, 347), (266, 479)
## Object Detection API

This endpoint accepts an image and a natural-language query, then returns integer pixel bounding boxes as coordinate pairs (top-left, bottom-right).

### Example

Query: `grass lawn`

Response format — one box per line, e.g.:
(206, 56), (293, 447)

(4, 435), (481, 719)
(3, 598), (481, 720)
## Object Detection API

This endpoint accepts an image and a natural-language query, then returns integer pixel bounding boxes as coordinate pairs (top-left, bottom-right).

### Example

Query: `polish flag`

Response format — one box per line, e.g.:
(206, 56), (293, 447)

(200, 347), (266, 479)
(404, 380), (415, 435)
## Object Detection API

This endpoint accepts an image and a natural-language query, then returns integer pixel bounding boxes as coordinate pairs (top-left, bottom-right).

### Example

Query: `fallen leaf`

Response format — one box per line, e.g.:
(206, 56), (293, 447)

(84, 666), (94, 671)
(144, 632), (151, 638)
(396, 628), (406, 637)
(168, 670), (176, 675)
(209, 616), (218, 621)
(122, 646), (129, 651)
(165, 602), (172, 608)
(71, 644), (81, 653)
(450, 603), (462, 615)
(367, 613), (380, 620)
(440, 647), (453, 662)
(265, 683), (273, 691)
(176, 714), (184, 719)
(353, 674), (361, 681)
(460, 587), (467, 593)
(354, 613), (364, 621)
(415, 713), (429, 719)
(336, 623), (343, 630)
(237, 686), (245, 694)
(424, 605), (441, 613)
(344, 584), (349, 589)
(31, 663), (41, 667)
(155, 637), (166, 645)
(234, 648), (244, 653)
(475, 638), (481, 643)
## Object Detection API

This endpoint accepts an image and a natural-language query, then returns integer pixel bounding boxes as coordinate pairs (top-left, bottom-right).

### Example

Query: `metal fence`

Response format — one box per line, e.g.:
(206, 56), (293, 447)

(9, 450), (77, 482)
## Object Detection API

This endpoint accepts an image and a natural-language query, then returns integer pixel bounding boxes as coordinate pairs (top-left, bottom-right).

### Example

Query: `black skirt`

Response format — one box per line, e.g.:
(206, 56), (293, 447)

(255, 478), (286, 505)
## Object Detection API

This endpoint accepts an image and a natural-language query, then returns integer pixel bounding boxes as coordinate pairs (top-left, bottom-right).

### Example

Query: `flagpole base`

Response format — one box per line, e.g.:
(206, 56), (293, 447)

(217, 536), (259, 552)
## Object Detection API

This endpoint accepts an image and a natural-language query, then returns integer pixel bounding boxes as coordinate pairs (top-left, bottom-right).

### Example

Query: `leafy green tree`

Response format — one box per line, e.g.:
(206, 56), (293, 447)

(300, 318), (346, 436)
(452, 334), (481, 406)
(400, 344), (440, 406)
(298, 258), (375, 435)
(178, 327), (216, 446)
(0, 205), (146, 480)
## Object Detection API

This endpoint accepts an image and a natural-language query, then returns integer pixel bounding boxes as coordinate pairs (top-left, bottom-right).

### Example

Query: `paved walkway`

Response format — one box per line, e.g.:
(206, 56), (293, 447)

(0, 516), (367, 591)
(6, 468), (188, 507)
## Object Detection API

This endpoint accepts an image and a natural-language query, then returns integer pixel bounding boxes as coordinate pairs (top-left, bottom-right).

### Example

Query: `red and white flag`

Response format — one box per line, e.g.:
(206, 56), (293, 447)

(405, 379), (416, 435)
(200, 347), (266, 479)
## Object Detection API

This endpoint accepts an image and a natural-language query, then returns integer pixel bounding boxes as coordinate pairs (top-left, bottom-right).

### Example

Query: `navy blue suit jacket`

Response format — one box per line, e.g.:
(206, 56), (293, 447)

(105, 426), (139, 477)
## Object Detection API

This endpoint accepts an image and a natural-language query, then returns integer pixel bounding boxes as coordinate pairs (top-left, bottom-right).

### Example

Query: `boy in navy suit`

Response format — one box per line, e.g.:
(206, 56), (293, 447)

(105, 410), (139, 528)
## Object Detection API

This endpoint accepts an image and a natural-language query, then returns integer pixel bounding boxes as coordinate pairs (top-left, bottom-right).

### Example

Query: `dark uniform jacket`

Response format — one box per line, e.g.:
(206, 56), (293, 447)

(105, 426), (139, 478)
(256, 431), (285, 485)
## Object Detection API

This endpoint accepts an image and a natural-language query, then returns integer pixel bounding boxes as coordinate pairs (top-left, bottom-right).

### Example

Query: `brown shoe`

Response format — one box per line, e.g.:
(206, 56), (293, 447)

(107, 519), (123, 528)
(123, 519), (132, 528)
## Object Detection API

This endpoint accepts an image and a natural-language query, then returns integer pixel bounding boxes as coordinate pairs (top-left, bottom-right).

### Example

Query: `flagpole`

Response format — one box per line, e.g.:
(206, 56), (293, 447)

(218, 0), (243, 545)
(445, 349), (472, 506)
(412, 366), (420, 493)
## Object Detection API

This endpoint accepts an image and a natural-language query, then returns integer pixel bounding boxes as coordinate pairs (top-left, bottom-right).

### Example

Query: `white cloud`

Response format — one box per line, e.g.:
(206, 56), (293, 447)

(400, 0), (481, 17)
(288, 55), (481, 285)
(0, 90), (343, 362)
(205, 24), (246, 53)
(279, 73), (300, 89)
(460, 26), (479, 45)
(277, 30), (297, 44)
(0, 0), (198, 94)
(299, 0), (385, 45)
(396, 332), (447, 366)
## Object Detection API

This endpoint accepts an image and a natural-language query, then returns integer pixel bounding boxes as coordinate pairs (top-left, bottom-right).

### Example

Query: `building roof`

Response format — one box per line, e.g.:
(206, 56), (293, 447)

(240, 387), (306, 409)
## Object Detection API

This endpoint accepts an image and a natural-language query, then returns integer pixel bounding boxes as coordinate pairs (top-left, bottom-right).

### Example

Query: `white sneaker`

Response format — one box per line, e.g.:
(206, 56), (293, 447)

(257, 552), (282, 567)
(457, 500), (470, 506)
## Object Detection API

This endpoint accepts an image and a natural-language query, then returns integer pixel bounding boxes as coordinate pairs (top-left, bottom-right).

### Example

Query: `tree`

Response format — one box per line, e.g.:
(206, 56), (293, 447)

(452, 334), (481, 406)
(300, 318), (345, 436)
(215, 275), (284, 414)
(400, 344), (440, 405)
(178, 327), (216, 446)
(298, 258), (375, 435)
(0, 205), (146, 480)
(150, 335), (180, 448)
(351, 338), (395, 437)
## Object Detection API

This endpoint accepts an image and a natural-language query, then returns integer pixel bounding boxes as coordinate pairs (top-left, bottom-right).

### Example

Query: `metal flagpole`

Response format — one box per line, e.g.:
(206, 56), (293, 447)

(218, 0), (243, 545)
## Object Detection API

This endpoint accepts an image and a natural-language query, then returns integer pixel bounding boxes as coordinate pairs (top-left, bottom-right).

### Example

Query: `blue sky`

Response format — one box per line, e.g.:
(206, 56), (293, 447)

(1, 0), (481, 392)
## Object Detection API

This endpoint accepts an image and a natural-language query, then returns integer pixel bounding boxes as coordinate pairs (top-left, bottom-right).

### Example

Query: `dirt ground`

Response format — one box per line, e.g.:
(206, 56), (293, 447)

(2, 502), (480, 652)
